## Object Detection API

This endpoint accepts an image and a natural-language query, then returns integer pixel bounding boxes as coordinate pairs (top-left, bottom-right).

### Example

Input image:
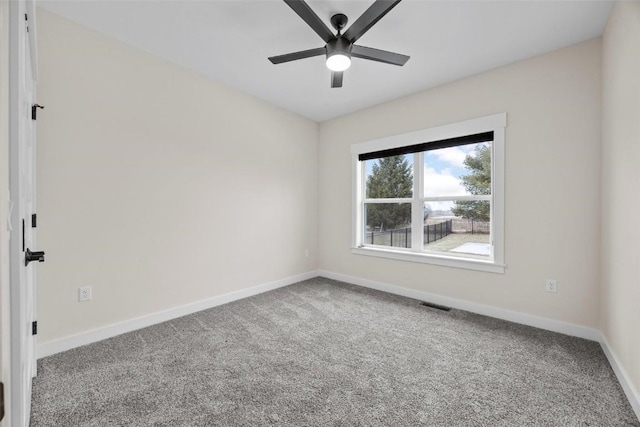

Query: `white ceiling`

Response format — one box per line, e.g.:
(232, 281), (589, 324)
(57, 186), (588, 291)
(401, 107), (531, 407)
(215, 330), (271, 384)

(38, 0), (613, 122)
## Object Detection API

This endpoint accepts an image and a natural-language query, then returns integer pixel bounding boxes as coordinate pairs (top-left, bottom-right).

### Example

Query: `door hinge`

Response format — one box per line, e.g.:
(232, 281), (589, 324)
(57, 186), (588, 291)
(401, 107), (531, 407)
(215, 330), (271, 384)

(32, 104), (44, 120)
(32, 321), (37, 335)
(32, 213), (37, 228)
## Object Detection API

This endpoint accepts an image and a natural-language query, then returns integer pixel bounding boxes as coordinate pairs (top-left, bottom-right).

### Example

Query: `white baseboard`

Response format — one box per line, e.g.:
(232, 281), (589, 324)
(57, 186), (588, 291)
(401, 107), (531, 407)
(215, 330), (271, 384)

(37, 270), (319, 358)
(318, 270), (600, 341)
(599, 333), (640, 420)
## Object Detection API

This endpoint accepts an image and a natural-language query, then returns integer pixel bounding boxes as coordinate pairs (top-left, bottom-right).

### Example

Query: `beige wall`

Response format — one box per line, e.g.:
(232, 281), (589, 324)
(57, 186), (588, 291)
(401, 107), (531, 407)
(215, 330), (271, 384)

(319, 39), (602, 328)
(601, 1), (640, 397)
(36, 10), (318, 343)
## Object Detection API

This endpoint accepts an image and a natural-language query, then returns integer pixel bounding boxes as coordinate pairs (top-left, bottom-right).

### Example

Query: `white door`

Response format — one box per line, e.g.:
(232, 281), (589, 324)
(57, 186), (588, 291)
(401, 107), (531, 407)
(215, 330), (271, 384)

(9, 0), (40, 425)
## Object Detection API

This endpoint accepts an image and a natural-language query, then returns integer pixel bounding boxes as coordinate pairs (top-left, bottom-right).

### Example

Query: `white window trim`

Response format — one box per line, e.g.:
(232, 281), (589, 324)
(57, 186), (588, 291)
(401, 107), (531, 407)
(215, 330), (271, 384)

(351, 113), (506, 274)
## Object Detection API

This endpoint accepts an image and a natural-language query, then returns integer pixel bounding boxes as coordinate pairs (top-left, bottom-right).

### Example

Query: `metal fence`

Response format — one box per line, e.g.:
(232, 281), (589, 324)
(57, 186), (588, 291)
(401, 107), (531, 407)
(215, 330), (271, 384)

(367, 226), (411, 248)
(425, 219), (453, 244)
(367, 219), (453, 248)
(450, 218), (490, 234)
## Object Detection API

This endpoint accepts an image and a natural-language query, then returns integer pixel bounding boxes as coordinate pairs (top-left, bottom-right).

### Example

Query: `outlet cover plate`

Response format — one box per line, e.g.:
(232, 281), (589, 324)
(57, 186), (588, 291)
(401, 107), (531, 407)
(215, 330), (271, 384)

(545, 279), (558, 293)
(78, 286), (92, 302)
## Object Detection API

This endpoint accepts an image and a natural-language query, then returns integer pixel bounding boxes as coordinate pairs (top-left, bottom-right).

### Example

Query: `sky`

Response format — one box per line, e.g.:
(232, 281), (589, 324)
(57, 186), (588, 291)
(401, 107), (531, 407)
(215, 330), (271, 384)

(365, 142), (490, 213)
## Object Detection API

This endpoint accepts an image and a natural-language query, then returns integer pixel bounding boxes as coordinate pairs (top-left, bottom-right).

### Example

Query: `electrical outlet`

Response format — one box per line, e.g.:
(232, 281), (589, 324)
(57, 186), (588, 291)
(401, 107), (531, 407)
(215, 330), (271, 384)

(78, 286), (92, 302)
(304, 249), (309, 258)
(545, 279), (558, 293)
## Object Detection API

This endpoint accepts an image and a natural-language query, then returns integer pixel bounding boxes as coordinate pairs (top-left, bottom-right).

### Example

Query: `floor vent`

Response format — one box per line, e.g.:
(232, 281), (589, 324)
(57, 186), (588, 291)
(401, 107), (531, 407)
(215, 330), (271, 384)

(420, 301), (451, 312)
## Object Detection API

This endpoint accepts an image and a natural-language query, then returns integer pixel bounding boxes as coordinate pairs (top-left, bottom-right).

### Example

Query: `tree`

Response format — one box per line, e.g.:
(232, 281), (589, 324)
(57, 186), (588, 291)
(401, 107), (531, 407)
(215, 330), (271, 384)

(366, 155), (412, 230)
(452, 145), (491, 221)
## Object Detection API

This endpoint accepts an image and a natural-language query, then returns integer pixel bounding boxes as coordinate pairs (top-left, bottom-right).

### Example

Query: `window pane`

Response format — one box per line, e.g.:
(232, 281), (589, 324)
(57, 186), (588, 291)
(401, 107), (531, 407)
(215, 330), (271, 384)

(423, 142), (491, 197)
(423, 201), (490, 258)
(364, 203), (412, 249)
(365, 154), (413, 199)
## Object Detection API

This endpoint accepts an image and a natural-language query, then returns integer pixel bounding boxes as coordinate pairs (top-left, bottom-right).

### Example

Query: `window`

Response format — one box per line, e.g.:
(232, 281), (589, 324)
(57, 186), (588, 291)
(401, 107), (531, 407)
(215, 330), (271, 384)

(351, 114), (506, 273)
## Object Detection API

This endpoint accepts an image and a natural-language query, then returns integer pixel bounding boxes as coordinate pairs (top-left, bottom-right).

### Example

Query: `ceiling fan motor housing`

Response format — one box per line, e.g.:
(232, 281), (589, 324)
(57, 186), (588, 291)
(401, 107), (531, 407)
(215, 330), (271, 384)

(326, 37), (352, 59)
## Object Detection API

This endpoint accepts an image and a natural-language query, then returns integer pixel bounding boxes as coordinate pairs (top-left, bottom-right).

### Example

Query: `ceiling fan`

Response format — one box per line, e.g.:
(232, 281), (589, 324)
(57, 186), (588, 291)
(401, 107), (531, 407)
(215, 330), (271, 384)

(268, 0), (410, 88)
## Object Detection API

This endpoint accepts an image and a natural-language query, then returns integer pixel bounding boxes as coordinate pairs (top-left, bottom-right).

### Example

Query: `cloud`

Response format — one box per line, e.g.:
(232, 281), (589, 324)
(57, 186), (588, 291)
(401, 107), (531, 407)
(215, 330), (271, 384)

(430, 147), (467, 168)
(424, 166), (467, 197)
(427, 142), (489, 169)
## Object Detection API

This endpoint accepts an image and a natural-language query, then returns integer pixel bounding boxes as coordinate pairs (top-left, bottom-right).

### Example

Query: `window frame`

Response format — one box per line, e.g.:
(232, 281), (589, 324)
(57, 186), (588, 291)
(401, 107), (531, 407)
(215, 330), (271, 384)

(351, 113), (506, 274)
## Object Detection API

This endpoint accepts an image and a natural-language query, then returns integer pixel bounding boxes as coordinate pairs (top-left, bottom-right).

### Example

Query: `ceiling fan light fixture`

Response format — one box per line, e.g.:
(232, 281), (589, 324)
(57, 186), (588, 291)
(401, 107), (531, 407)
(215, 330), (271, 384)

(326, 37), (352, 72)
(326, 53), (351, 71)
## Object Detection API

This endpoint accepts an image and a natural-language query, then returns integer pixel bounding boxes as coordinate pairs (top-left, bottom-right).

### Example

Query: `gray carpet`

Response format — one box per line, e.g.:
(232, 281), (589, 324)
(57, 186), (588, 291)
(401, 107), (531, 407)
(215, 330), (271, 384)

(31, 277), (639, 426)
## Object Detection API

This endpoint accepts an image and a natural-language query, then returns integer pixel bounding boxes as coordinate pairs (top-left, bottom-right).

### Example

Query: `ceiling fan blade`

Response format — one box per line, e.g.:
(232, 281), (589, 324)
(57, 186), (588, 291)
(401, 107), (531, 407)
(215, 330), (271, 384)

(352, 45), (409, 66)
(343, 0), (402, 43)
(269, 47), (326, 64)
(331, 71), (343, 88)
(284, 0), (335, 43)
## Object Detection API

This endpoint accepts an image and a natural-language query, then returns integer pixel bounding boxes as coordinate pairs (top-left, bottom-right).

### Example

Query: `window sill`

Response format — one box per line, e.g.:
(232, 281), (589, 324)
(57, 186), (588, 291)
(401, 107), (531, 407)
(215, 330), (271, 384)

(351, 246), (505, 274)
